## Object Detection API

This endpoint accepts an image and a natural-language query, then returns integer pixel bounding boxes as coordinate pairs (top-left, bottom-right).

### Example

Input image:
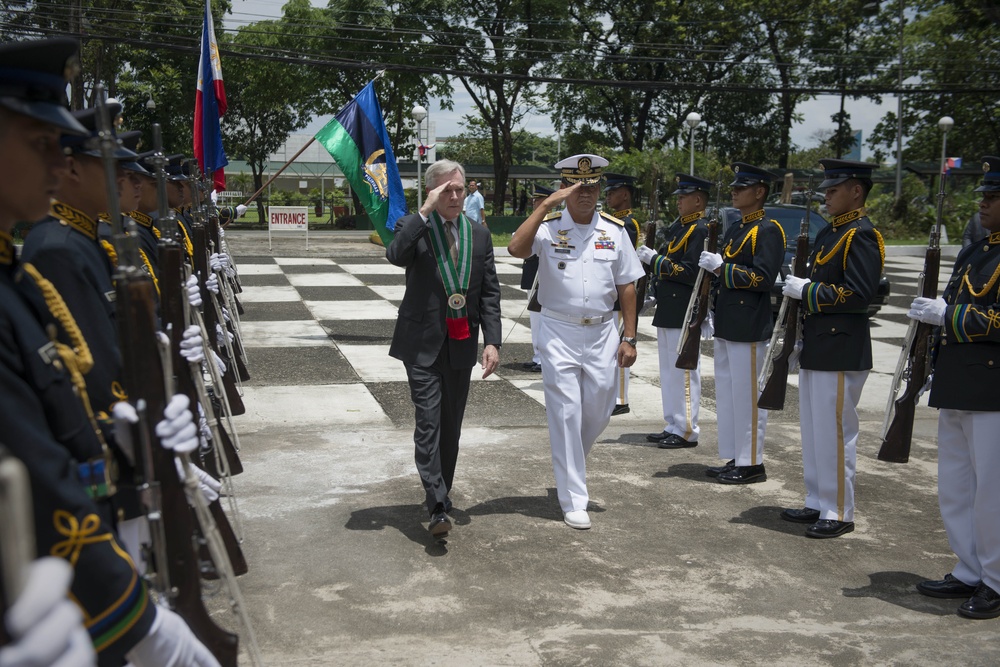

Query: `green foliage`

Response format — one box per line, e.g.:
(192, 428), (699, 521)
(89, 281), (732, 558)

(867, 172), (981, 242)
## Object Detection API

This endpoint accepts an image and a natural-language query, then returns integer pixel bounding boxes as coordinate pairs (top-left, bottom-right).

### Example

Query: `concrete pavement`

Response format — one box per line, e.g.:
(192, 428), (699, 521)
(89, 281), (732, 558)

(219, 231), (997, 666)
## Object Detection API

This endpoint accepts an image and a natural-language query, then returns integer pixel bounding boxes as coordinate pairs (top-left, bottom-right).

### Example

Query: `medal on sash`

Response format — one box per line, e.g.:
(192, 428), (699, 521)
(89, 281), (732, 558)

(429, 211), (473, 340)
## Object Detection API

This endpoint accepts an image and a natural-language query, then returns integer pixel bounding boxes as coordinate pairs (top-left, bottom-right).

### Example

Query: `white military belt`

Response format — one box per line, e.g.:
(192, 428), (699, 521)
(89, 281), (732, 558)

(541, 308), (612, 326)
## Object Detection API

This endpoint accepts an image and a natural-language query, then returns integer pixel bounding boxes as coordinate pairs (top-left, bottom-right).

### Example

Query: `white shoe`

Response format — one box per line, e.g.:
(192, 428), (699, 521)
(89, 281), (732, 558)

(563, 510), (591, 530)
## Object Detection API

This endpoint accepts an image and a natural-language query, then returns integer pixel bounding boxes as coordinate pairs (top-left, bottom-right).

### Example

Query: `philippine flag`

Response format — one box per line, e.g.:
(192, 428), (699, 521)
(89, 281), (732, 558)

(194, 0), (228, 191)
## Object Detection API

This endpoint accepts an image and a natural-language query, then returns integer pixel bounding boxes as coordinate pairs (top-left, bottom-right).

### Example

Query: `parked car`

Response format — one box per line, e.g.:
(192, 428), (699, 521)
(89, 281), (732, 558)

(715, 204), (890, 317)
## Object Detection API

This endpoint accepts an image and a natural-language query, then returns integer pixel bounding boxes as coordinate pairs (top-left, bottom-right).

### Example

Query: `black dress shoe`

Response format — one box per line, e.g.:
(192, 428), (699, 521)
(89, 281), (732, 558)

(428, 512), (452, 536)
(805, 519), (854, 538)
(705, 460), (736, 478)
(521, 360), (536, 369)
(780, 507), (821, 524)
(646, 430), (670, 443)
(611, 404), (630, 416)
(657, 434), (698, 449)
(959, 583), (1000, 619)
(915, 573), (978, 599)
(717, 464), (767, 484)
(529, 362), (542, 372)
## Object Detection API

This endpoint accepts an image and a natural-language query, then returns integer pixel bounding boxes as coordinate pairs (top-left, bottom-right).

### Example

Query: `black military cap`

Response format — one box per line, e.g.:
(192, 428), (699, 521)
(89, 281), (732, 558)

(117, 130), (150, 176)
(671, 173), (712, 195)
(604, 172), (637, 193)
(134, 150), (160, 178)
(730, 162), (777, 187)
(818, 158), (877, 190)
(166, 154), (189, 181)
(0, 38), (87, 135)
(60, 103), (138, 160)
(974, 156), (1000, 193)
(532, 184), (554, 198)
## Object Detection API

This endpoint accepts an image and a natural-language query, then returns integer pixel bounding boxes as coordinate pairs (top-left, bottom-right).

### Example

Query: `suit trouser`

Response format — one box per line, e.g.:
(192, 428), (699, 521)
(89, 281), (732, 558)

(656, 327), (700, 440)
(614, 310), (629, 405)
(539, 315), (618, 513)
(404, 344), (471, 515)
(938, 409), (1000, 592)
(799, 369), (867, 522)
(714, 338), (767, 466)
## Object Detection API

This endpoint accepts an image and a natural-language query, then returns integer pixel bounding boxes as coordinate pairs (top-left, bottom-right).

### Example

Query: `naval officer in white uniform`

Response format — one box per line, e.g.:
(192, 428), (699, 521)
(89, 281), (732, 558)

(507, 154), (645, 529)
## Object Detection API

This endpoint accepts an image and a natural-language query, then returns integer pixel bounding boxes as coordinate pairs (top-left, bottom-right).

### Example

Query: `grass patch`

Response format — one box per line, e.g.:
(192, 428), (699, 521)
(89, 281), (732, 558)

(492, 233), (512, 247)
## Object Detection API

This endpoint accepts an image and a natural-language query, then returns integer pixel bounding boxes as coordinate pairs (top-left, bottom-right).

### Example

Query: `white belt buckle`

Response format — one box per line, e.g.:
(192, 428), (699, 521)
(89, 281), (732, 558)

(581, 316), (594, 324)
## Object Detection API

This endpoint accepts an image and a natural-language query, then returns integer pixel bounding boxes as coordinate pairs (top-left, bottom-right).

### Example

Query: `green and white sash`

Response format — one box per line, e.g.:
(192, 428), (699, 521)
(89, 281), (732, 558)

(429, 211), (473, 339)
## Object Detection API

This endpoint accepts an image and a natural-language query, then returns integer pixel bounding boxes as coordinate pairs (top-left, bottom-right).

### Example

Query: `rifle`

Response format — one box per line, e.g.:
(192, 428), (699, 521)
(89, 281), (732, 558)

(149, 127), (247, 577)
(635, 221), (657, 318)
(878, 172), (947, 463)
(0, 446), (34, 646)
(94, 91), (240, 665)
(206, 212), (250, 382)
(758, 178), (813, 410)
(676, 180), (722, 370)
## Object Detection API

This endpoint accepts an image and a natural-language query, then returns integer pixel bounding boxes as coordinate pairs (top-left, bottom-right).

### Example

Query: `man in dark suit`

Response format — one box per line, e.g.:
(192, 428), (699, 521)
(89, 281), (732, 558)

(387, 159), (502, 537)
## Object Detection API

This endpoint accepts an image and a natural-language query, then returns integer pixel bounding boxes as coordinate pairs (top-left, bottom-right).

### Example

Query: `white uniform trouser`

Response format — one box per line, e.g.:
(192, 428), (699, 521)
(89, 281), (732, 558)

(714, 338), (767, 465)
(528, 310), (541, 364)
(938, 409), (1000, 592)
(799, 369), (867, 522)
(539, 314), (618, 513)
(656, 327), (700, 440)
(614, 310), (629, 405)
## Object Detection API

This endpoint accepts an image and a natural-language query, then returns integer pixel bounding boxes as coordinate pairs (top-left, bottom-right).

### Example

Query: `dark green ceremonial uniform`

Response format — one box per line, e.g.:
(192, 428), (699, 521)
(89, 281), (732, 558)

(652, 212), (709, 329)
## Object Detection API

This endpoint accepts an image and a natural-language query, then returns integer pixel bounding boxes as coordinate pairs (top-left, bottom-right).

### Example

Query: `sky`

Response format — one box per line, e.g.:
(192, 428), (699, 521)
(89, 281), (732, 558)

(228, 0), (891, 161)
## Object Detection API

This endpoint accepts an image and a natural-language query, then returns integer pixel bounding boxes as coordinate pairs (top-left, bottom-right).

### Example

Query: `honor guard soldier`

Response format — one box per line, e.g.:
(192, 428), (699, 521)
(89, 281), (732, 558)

(19, 103), (137, 418)
(909, 156), (1000, 618)
(779, 159), (884, 538)
(518, 183), (555, 372)
(698, 163), (784, 484)
(637, 174), (711, 449)
(508, 155), (644, 529)
(605, 172), (641, 415)
(0, 37), (218, 665)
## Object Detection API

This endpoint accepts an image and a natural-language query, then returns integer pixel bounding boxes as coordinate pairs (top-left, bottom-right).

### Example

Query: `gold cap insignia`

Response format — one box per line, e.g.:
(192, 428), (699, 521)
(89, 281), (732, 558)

(986, 161), (991, 173)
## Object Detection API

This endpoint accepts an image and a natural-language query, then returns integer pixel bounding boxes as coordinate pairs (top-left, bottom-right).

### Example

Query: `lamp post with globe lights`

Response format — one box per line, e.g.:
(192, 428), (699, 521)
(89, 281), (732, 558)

(411, 105), (428, 208)
(685, 112), (701, 174)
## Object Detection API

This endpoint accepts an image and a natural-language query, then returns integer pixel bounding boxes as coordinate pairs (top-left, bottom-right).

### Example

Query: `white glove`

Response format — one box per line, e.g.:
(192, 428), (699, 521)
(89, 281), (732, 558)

(125, 606), (220, 667)
(782, 275), (810, 299)
(185, 274), (202, 308)
(174, 459), (221, 504)
(0, 558), (96, 667)
(788, 339), (803, 373)
(636, 245), (656, 264)
(179, 325), (205, 364)
(698, 251), (723, 272)
(210, 349), (227, 376)
(917, 373), (933, 404)
(221, 306), (231, 323)
(112, 400), (138, 464)
(701, 311), (714, 339)
(209, 252), (229, 272)
(155, 394), (198, 455)
(236, 204), (248, 217)
(205, 271), (219, 295)
(216, 323), (233, 348)
(907, 296), (947, 326)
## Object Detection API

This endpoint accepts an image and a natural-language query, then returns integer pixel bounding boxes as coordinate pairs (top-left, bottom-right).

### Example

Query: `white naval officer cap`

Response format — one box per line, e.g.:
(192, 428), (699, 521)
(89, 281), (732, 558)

(555, 154), (609, 186)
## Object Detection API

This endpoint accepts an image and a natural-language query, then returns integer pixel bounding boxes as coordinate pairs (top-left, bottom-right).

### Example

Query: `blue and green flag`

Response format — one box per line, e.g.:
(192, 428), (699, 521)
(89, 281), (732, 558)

(315, 80), (406, 245)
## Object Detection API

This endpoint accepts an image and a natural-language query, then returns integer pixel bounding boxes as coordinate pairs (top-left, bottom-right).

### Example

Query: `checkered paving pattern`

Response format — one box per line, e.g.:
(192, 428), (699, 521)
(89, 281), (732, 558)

(231, 253), (934, 431)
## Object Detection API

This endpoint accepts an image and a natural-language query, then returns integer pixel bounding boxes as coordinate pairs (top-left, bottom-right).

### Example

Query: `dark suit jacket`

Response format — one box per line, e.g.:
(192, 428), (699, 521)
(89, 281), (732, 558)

(386, 212), (502, 368)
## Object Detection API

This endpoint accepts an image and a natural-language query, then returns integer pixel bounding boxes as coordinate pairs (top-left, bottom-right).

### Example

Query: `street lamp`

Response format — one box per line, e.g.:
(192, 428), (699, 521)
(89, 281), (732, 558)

(936, 115), (954, 242)
(411, 105), (428, 208)
(685, 112), (701, 174)
(145, 90), (156, 111)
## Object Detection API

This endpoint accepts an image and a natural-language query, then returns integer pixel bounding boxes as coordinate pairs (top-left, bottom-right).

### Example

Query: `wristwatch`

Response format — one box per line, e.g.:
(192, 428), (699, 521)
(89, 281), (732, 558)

(621, 336), (637, 347)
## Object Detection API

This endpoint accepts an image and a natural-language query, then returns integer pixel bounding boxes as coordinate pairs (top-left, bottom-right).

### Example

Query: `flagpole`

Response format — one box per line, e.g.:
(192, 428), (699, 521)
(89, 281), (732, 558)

(241, 137), (316, 207)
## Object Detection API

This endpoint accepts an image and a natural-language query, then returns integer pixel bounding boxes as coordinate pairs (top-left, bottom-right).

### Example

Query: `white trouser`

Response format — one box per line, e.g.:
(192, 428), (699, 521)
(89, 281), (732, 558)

(799, 369), (868, 522)
(116, 516), (150, 573)
(539, 314), (618, 513)
(938, 409), (1000, 592)
(528, 310), (541, 364)
(714, 338), (767, 465)
(614, 310), (629, 405)
(656, 327), (700, 440)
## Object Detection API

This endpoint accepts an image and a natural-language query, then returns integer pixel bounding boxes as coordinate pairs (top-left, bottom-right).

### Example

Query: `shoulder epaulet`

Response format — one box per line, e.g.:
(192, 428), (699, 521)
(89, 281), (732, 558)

(542, 210), (562, 221)
(600, 211), (624, 227)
